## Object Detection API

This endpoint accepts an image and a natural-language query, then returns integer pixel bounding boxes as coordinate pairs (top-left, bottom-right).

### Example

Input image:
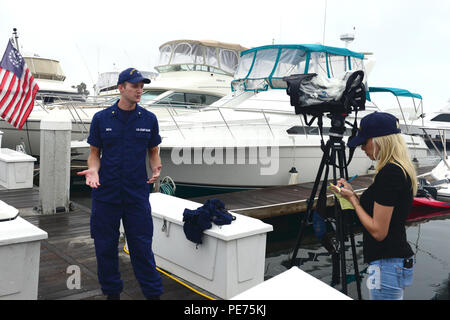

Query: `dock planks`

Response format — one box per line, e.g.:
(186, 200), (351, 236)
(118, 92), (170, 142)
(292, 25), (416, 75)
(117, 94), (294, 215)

(0, 165), (434, 300)
(17, 204), (209, 300)
(189, 166), (434, 219)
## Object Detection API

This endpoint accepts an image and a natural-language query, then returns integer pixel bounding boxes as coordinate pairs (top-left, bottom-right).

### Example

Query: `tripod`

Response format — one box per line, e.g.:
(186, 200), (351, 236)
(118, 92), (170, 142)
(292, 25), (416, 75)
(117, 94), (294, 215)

(289, 116), (362, 299)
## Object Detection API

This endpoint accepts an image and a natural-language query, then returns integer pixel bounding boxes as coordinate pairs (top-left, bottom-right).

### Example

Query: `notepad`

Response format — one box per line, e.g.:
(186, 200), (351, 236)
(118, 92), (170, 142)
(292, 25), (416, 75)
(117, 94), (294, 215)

(328, 183), (355, 210)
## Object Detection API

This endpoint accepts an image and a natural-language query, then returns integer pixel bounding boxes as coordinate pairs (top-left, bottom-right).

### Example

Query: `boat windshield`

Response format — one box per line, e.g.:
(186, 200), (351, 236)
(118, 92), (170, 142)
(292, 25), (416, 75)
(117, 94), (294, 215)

(231, 44), (365, 92)
(140, 90), (167, 104)
(152, 91), (221, 107)
(155, 40), (247, 76)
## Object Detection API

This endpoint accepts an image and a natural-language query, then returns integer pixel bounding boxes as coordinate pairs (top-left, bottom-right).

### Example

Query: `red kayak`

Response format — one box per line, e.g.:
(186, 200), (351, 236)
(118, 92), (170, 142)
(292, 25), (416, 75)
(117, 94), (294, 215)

(408, 197), (450, 221)
(413, 197), (450, 208)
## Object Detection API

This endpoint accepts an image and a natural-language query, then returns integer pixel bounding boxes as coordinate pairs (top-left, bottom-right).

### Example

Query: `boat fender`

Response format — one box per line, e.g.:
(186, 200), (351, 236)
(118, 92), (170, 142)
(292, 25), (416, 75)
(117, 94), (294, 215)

(288, 167), (299, 185)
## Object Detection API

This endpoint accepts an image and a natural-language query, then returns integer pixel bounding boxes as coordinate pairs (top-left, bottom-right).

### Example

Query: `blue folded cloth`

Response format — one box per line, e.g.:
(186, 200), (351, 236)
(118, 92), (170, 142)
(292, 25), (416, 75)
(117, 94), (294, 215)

(183, 199), (236, 245)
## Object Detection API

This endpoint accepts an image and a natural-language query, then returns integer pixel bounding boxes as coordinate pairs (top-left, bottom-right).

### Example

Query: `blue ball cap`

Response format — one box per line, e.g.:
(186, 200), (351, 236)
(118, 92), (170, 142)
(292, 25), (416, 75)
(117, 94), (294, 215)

(117, 67), (151, 85)
(347, 112), (401, 147)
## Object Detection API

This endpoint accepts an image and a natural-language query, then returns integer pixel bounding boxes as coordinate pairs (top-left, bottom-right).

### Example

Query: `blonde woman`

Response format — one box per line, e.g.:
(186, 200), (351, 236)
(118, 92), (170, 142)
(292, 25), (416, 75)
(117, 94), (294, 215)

(334, 112), (416, 300)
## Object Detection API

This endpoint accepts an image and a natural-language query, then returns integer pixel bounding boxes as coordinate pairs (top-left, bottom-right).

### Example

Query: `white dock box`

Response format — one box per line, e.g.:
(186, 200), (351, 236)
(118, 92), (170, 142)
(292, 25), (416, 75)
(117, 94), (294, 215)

(0, 148), (37, 189)
(149, 193), (273, 299)
(0, 201), (48, 299)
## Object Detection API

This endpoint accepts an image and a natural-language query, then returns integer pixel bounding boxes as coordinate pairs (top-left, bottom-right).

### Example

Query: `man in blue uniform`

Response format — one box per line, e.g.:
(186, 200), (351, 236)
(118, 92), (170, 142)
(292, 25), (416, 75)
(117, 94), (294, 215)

(78, 68), (163, 300)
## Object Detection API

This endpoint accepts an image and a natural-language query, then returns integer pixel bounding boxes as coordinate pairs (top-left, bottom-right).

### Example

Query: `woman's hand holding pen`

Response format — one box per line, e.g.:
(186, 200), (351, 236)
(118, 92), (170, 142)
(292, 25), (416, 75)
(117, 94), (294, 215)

(332, 178), (359, 206)
(336, 178), (353, 197)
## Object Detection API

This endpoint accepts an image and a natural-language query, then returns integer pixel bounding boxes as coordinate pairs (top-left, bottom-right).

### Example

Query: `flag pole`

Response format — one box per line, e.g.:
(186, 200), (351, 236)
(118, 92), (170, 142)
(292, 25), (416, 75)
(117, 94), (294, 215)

(12, 28), (20, 53)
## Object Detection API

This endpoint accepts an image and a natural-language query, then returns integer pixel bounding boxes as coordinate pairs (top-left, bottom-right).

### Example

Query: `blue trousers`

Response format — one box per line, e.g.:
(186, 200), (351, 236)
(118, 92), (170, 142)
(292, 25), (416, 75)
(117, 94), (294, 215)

(367, 257), (414, 300)
(91, 200), (163, 298)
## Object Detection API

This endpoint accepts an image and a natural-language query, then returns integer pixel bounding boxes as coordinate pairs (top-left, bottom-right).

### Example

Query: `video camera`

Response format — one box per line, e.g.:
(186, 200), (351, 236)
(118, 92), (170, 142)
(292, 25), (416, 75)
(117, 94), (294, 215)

(283, 70), (366, 117)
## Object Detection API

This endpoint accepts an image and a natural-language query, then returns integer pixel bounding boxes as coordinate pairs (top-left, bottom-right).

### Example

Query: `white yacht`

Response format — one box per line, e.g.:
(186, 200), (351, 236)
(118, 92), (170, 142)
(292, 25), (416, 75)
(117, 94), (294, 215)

(417, 99), (450, 150)
(0, 40), (248, 158)
(96, 40), (248, 110)
(24, 54), (84, 103)
(0, 53), (87, 155)
(156, 44), (431, 196)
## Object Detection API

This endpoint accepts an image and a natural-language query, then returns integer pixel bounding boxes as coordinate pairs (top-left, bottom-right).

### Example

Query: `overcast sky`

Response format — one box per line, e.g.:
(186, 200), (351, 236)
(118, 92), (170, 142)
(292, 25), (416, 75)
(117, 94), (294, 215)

(1, 0), (449, 111)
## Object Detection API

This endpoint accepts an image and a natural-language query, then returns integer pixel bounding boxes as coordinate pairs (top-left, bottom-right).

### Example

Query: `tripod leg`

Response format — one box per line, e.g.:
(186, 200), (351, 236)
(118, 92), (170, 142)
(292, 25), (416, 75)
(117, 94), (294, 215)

(337, 142), (362, 298)
(290, 141), (332, 267)
(331, 146), (348, 294)
(349, 226), (362, 300)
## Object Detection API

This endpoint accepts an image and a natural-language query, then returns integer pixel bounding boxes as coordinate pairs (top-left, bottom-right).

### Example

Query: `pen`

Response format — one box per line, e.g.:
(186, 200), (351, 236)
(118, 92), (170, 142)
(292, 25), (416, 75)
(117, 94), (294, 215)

(339, 174), (358, 188)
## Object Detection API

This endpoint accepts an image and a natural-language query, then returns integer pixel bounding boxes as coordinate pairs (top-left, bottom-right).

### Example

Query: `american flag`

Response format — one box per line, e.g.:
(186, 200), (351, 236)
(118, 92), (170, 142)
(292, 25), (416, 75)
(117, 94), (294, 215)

(0, 39), (39, 130)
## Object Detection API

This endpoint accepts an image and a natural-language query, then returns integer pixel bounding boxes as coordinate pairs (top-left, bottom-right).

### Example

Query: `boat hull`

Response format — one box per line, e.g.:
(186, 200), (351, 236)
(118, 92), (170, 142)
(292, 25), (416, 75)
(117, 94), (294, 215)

(159, 140), (431, 191)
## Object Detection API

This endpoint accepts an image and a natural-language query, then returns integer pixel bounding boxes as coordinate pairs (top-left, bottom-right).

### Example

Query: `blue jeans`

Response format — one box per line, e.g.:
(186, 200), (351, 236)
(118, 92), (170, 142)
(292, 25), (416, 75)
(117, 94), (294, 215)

(366, 257), (414, 300)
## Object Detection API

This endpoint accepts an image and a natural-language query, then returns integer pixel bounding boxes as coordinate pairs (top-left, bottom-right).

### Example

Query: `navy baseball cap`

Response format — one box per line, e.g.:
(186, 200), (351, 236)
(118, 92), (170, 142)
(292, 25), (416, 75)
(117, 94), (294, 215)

(347, 112), (401, 147)
(117, 68), (151, 85)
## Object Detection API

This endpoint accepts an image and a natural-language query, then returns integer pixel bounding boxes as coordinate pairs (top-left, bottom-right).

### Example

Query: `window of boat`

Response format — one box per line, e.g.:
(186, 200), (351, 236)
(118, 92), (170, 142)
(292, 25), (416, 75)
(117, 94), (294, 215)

(185, 93), (221, 105)
(220, 49), (239, 74)
(105, 95), (120, 105)
(154, 92), (186, 106)
(156, 65), (176, 73)
(153, 92), (220, 106)
(205, 46), (219, 69)
(430, 114), (450, 122)
(240, 48), (278, 90)
(172, 43), (193, 64)
(99, 85), (118, 93)
(272, 48), (307, 77)
(248, 48), (278, 79)
(235, 51), (255, 79)
(192, 44), (204, 65)
(179, 64), (193, 71)
(158, 45), (172, 65)
(326, 54), (349, 77)
(194, 64), (209, 72)
(308, 51), (329, 77)
(140, 90), (166, 104)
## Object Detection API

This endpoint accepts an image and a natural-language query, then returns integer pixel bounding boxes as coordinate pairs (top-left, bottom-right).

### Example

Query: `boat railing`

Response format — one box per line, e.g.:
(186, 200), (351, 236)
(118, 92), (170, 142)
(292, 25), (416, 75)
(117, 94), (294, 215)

(420, 126), (450, 169)
(34, 92), (104, 139)
(157, 99), (422, 145)
(158, 102), (314, 140)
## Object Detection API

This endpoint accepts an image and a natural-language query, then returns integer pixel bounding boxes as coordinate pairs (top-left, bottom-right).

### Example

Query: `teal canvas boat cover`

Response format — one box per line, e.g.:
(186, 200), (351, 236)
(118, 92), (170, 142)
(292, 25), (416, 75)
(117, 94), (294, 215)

(232, 44), (366, 92)
(368, 87), (422, 100)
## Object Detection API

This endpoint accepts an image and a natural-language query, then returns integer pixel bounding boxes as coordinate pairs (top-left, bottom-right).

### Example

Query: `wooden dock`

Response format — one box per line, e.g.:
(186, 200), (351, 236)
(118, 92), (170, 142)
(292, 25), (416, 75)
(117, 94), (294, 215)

(0, 165), (434, 300)
(189, 166), (435, 219)
(0, 188), (208, 300)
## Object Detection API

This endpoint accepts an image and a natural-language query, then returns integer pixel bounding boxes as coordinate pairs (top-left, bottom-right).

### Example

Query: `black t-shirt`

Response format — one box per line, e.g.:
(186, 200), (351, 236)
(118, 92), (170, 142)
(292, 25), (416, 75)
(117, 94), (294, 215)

(359, 162), (414, 263)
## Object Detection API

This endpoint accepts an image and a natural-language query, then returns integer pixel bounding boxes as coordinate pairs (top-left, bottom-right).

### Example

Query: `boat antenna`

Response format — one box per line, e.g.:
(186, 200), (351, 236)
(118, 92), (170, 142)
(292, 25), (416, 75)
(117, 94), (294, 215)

(340, 28), (355, 48)
(12, 28), (20, 52)
(322, 0), (327, 45)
